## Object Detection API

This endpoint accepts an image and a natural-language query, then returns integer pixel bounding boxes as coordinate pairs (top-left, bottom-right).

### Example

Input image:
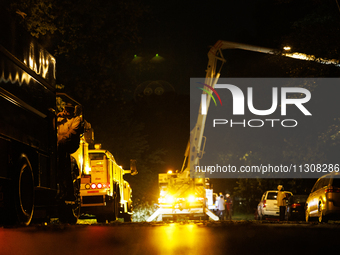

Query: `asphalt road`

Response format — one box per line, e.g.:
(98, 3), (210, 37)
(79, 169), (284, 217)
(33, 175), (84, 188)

(1, 220), (339, 255)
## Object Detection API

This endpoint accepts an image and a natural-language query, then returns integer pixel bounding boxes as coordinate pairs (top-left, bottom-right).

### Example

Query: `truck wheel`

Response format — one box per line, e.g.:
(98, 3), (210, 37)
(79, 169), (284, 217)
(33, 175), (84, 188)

(59, 203), (80, 224)
(114, 185), (120, 221)
(96, 215), (107, 223)
(123, 213), (132, 222)
(13, 156), (34, 226)
(59, 164), (81, 224)
(103, 198), (114, 222)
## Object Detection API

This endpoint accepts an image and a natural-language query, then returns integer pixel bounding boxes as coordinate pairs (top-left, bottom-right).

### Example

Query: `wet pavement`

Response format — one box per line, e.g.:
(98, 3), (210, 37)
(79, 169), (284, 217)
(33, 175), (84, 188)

(1, 220), (340, 255)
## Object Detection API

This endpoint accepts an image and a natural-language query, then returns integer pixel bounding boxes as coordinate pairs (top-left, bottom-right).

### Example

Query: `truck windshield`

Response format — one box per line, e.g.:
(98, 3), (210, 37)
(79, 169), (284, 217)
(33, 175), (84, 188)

(89, 153), (105, 160)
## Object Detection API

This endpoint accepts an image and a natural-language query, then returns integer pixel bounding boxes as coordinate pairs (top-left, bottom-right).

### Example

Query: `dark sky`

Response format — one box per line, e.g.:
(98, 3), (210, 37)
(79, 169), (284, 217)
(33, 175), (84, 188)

(134, 0), (306, 95)
(126, 0), (318, 162)
(125, 1), (278, 174)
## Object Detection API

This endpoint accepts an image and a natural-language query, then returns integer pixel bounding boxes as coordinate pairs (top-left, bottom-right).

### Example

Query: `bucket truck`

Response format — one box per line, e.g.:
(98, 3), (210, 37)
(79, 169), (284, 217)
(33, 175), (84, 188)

(146, 40), (340, 222)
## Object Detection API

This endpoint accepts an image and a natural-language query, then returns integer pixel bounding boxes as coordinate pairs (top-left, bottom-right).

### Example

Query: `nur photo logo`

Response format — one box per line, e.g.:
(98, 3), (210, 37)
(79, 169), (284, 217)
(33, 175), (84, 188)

(197, 82), (223, 114)
(197, 80), (312, 128)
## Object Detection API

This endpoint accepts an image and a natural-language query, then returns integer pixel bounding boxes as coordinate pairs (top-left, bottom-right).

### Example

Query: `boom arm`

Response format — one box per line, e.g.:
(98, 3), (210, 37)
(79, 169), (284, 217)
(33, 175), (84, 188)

(187, 41), (276, 175)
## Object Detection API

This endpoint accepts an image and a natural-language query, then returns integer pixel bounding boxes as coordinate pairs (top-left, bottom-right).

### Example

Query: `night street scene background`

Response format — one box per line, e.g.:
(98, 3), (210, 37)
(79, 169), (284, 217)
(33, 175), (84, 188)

(3, 0), (340, 230)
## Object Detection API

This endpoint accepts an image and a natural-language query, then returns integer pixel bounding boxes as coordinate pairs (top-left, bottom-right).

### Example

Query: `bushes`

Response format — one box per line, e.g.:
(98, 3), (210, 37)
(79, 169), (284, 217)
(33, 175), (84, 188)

(132, 200), (158, 222)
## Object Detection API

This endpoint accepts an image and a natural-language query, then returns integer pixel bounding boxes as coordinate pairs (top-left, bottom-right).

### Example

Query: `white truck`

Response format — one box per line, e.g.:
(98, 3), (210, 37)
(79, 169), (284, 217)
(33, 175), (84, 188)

(156, 170), (215, 220)
(72, 143), (137, 222)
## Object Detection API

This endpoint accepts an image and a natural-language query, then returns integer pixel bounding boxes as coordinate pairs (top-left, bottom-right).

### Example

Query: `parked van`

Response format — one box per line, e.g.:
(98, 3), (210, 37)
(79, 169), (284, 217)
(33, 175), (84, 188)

(305, 173), (340, 223)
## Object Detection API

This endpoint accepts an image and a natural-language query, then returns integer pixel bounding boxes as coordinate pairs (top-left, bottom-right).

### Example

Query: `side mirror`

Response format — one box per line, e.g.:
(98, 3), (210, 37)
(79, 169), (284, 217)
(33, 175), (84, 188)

(123, 159), (138, 175)
(130, 159), (138, 175)
(84, 128), (94, 144)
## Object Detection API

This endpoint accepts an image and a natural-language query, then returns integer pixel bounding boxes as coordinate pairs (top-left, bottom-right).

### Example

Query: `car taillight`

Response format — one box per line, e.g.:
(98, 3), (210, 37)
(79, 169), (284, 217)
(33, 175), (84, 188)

(263, 200), (266, 208)
(97, 183), (103, 189)
(291, 203), (301, 208)
(325, 187), (340, 193)
(91, 183), (96, 189)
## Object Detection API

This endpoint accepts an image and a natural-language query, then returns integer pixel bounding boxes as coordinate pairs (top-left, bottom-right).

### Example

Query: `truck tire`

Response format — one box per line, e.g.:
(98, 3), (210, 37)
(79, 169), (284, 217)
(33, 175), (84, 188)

(13, 156), (35, 226)
(59, 203), (80, 224)
(59, 162), (81, 224)
(96, 215), (107, 223)
(114, 185), (120, 221)
(123, 213), (132, 222)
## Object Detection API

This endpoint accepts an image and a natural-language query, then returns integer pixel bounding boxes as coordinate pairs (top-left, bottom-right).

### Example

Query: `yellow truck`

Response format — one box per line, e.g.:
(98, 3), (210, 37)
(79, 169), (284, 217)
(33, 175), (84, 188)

(72, 143), (136, 222)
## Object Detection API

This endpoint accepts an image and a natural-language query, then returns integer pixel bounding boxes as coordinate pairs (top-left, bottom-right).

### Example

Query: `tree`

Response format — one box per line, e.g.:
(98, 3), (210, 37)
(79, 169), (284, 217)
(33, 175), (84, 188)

(9, 0), (149, 105)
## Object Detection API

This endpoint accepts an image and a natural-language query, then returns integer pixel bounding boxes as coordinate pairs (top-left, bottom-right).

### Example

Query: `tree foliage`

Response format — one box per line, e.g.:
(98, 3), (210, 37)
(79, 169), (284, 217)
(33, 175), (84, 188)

(219, 0), (340, 211)
(10, 0), (149, 104)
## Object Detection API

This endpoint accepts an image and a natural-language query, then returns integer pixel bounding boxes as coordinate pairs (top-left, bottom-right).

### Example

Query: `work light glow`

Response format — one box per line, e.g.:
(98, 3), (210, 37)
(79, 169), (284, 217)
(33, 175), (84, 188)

(188, 195), (195, 203)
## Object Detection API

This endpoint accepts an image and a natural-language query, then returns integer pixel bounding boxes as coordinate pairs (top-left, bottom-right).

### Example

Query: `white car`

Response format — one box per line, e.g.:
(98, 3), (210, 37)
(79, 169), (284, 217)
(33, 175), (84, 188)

(258, 190), (293, 220)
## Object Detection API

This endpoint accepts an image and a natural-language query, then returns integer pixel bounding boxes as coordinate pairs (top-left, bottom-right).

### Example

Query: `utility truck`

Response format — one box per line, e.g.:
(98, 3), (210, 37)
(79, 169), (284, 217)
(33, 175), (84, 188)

(0, 8), (85, 225)
(147, 40), (340, 222)
(74, 144), (137, 223)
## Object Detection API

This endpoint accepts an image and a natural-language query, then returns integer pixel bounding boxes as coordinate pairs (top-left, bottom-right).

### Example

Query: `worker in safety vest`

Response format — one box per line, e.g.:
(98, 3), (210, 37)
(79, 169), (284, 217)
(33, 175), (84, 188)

(277, 185), (286, 221)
